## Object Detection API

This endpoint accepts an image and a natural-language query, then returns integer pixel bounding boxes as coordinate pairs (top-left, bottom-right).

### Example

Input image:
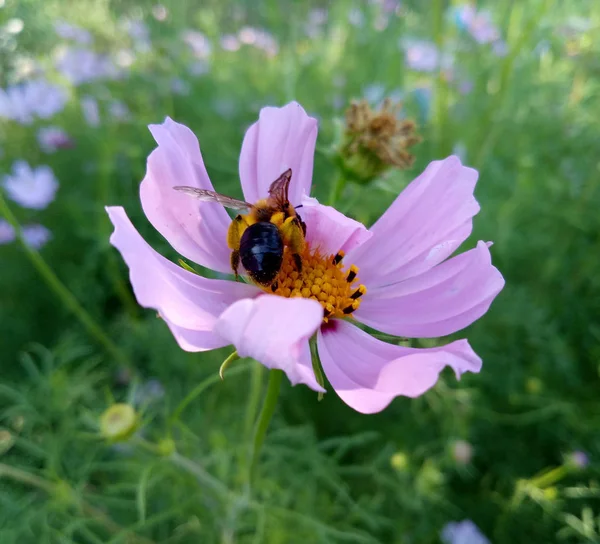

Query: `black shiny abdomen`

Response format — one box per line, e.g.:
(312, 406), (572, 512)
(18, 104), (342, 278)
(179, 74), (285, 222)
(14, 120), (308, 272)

(239, 222), (283, 285)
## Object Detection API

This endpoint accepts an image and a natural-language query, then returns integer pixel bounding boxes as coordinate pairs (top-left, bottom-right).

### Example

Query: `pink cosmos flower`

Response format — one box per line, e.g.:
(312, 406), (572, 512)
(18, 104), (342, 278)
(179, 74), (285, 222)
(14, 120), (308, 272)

(106, 102), (504, 414)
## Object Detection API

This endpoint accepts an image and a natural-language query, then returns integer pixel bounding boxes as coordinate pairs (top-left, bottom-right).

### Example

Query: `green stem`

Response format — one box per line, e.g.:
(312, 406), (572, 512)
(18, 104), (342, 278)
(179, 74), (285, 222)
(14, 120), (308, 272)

(169, 360), (250, 427)
(250, 369), (283, 482)
(432, 0), (447, 157)
(237, 362), (265, 487)
(99, 129), (140, 320)
(328, 173), (347, 207)
(0, 193), (131, 368)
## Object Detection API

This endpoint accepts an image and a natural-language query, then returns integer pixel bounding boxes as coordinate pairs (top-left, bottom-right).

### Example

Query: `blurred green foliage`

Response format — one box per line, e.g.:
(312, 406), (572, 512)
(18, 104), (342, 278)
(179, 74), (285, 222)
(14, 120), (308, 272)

(1, 0), (600, 542)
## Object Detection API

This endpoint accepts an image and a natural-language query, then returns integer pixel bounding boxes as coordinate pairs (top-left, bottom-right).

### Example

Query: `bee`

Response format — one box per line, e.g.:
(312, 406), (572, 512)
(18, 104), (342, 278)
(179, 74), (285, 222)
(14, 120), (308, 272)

(174, 169), (306, 287)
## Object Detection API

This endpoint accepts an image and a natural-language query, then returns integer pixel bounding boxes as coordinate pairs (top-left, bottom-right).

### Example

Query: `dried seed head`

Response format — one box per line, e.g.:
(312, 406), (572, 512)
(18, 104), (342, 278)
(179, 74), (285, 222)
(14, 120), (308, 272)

(341, 98), (421, 183)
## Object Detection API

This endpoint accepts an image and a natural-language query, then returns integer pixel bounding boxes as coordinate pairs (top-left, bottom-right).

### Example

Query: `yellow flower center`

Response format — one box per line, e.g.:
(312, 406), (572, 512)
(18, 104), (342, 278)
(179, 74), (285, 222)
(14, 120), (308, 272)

(263, 246), (367, 322)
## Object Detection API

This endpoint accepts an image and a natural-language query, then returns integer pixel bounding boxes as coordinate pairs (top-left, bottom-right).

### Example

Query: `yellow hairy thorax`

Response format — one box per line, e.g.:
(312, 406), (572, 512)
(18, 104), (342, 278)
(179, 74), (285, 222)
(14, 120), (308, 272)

(263, 246), (367, 323)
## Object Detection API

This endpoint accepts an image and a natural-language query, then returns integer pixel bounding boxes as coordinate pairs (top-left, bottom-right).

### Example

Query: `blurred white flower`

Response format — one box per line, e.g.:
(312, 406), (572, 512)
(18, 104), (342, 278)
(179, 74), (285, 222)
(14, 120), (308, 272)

(182, 30), (212, 59)
(37, 126), (73, 153)
(109, 100), (130, 121)
(56, 47), (120, 85)
(306, 8), (328, 38)
(0, 79), (68, 124)
(115, 49), (136, 68)
(81, 95), (100, 127)
(54, 20), (93, 44)
(4, 18), (24, 34)
(441, 520), (490, 544)
(451, 439), (473, 464)
(220, 34), (240, 52)
(21, 224), (52, 249)
(152, 4), (168, 21)
(3, 161), (59, 210)
(0, 220), (15, 245)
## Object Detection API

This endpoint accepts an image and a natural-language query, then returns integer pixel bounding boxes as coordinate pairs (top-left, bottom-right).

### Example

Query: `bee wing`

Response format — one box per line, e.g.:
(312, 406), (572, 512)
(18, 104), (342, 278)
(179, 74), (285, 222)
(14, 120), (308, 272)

(267, 169), (292, 207)
(173, 187), (253, 211)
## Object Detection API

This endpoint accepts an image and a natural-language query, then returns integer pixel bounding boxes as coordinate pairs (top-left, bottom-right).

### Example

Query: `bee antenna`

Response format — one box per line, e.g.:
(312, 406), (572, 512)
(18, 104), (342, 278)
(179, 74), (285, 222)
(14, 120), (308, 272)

(294, 204), (303, 209)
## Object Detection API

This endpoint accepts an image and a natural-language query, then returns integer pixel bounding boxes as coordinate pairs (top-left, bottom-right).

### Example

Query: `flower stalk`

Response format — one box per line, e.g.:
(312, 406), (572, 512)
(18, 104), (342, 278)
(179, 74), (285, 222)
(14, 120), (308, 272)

(250, 369), (283, 483)
(0, 191), (131, 368)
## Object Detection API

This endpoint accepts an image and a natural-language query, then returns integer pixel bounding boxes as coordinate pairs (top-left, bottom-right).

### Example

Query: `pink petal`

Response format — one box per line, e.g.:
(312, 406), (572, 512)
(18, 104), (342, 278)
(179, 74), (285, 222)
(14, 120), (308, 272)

(107, 206), (260, 351)
(239, 102), (318, 206)
(318, 320), (481, 414)
(348, 156), (480, 288)
(140, 117), (232, 273)
(214, 295), (325, 391)
(301, 195), (372, 256)
(354, 241), (504, 338)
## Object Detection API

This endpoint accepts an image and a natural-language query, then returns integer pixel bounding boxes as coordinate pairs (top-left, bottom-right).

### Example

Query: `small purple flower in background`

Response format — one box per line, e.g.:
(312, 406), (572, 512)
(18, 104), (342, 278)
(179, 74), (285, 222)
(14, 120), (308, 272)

(55, 47), (120, 85)
(54, 20), (92, 45)
(109, 100), (130, 122)
(305, 8), (328, 38)
(220, 34), (240, 52)
(21, 224), (52, 249)
(0, 220), (15, 245)
(452, 4), (506, 55)
(133, 379), (165, 406)
(491, 40), (508, 57)
(121, 19), (151, 53)
(170, 78), (190, 96)
(238, 27), (279, 57)
(458, 80), (474, 95)
(81, 95), (100, 127)
(152, 4), (168, 22)
(0, 79), (68, 124)
(567, 450), (589, 469)
(348, 8), (365, 28)
(182, 30), (212, 59)
(401, 39), (447, 72)
(442, 520), (490, 544)
(3, 161), (58, 210)
(37, 126), (73, 153)
(106, 103), (503, 414)
(188, 60), (210, 77)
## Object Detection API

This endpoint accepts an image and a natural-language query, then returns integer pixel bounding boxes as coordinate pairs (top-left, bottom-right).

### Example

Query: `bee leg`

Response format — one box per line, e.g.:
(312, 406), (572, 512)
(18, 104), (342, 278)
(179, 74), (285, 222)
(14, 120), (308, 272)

(227, 214), (251, 279)
(230, 250), (240, 281)
(270, 280), (278, 292)
(292, 253), (302, 273)
(296, 212), (307, 237)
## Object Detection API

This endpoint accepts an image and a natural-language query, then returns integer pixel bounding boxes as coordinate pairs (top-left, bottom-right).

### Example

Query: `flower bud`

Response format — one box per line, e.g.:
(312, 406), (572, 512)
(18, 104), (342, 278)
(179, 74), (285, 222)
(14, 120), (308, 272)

(451, 439), (473, 465)
(99, 403), (138, 442)
(0, 430), (15, 455)
(390, 451), (409, 471)
(338, 98), (421, 184)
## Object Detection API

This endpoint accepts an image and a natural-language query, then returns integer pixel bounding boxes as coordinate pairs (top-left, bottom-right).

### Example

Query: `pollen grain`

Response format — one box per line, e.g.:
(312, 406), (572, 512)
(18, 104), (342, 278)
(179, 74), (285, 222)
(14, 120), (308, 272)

(264, 246), (367, 322)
